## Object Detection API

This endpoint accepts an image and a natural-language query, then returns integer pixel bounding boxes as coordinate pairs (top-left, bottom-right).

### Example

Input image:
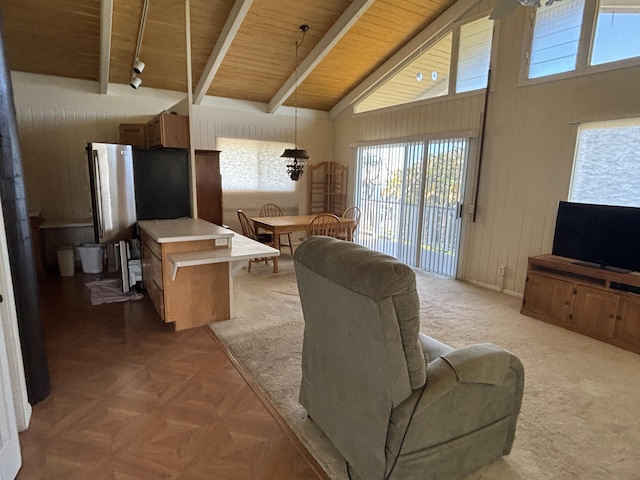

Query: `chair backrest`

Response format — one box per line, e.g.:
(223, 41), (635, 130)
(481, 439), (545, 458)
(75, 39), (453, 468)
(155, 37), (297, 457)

(237, 210), (257, 240)
(343, 206), (361, 227)
(259, 203), (284, 217)
(308, 213), (340, 237)
(293, 236), (425, 479)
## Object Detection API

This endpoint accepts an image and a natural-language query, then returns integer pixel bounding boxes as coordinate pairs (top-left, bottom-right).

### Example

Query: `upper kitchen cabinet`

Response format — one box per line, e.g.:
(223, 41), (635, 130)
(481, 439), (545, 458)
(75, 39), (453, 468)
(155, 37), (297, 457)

(119, 123), (146, 147)
(146, 113), (189, 149)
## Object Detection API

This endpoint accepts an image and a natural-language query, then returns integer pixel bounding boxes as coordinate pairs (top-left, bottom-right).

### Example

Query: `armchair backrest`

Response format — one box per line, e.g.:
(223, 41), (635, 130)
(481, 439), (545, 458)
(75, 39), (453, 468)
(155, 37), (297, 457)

(293, 236), (425, 479)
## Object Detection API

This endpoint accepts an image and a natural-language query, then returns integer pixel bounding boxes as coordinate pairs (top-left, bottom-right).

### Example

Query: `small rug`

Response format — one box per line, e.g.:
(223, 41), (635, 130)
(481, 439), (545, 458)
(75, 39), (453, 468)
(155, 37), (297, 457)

(85, 278), (143, 305)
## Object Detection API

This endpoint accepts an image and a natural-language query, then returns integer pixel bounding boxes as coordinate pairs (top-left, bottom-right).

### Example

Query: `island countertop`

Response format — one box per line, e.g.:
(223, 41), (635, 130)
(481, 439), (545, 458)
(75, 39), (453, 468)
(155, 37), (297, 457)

(137, 218), (234, 243)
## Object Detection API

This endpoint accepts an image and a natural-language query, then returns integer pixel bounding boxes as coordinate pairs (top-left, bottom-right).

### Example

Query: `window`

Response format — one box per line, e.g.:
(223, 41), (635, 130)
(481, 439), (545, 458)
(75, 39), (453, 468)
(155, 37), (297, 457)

(216, 138), (295, 191)
(570, 119), (640, 207)
(591, 0), (640, 66)
(354, 136), (469, 277)
(456, 16), (494, 92)
(528, 0), (640, 79)
(354, 16), (494, 114)
(529, 0), (585, 78)
(354, 33), (452, 114)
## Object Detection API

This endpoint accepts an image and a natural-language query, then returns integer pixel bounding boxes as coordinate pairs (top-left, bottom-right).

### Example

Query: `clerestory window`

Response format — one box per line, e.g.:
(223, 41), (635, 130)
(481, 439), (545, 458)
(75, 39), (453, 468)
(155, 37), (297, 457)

(354, 16), (494, 114)
(527, 0), (640, 80)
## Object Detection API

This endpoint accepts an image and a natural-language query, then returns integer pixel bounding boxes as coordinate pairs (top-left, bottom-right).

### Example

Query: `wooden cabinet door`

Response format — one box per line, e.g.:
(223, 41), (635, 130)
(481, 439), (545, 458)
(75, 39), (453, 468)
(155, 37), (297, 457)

(614, 295), (640, 349)
(146, 114), (189, 149)
(571, 286), (619, 339)
(522, 272), (574, 325)
(194, 150), (222, 225)
(119, 123), (146, 147)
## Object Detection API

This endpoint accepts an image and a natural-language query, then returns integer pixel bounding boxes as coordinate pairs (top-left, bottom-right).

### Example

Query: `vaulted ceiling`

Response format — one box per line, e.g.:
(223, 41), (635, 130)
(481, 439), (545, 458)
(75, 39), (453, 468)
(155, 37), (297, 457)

(0, 0), (459, 113)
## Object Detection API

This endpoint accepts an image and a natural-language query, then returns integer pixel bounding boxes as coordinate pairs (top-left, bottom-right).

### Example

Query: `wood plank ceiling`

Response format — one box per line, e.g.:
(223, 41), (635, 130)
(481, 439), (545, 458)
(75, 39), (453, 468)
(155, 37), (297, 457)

(0, 0), (457, 112)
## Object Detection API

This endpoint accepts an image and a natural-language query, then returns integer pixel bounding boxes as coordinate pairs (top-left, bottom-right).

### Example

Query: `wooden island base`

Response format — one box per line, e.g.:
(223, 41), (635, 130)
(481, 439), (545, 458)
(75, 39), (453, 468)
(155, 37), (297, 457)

(139, 218), (279, 331)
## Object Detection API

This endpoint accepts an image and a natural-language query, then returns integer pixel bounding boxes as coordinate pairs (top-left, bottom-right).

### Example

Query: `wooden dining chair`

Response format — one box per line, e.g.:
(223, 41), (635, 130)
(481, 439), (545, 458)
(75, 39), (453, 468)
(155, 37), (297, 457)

(337, 206), (361, 241)
(259, 203), (293, 255)
(237, 210), (275, 273)
(308, 214), (341, 238)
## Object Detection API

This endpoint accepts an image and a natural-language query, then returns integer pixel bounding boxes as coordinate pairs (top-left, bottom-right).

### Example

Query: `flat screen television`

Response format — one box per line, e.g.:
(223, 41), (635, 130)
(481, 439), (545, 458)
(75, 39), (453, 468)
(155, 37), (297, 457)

(552, 201), (640, 273)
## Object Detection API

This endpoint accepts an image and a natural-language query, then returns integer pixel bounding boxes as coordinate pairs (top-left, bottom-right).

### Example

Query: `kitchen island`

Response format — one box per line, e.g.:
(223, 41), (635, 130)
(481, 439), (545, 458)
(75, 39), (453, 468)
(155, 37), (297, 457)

(138, 218), (279, 331)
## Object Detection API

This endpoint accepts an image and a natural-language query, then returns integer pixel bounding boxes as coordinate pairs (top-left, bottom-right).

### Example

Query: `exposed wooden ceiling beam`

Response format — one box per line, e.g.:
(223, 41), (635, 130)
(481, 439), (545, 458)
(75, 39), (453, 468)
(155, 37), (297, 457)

(267, 0), (376, 114)
(99, 0), (113, 94)
(192, 0), (253, 105)
(329, 0), (485, 118)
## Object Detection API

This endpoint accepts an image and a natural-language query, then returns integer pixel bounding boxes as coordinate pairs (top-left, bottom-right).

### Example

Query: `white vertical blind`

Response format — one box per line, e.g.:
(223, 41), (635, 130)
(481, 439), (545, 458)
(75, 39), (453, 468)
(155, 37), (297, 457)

(354, 137), (469, 277)
(420, 138), (467, 275)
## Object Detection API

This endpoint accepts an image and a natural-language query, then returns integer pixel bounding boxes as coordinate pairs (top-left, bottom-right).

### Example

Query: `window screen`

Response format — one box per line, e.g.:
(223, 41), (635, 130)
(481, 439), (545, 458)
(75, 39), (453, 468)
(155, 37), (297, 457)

(216, 138), (295, 191)
(529, 0), (585, 79)
(570, 120), (640, 207)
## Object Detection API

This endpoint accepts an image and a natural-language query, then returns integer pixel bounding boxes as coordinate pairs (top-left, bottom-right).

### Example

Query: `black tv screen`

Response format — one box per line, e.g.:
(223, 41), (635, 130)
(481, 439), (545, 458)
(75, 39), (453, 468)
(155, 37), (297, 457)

(552, 201), (640, 273)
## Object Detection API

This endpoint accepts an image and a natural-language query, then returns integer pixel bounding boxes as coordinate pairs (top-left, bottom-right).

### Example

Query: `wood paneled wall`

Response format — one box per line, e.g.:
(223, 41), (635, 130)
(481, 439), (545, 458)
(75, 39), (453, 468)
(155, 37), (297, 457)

(11, 74), (186, 221)
(9, 74), (332, 244)
(332, 8), (640, 294)
(190, 103), (332, 230)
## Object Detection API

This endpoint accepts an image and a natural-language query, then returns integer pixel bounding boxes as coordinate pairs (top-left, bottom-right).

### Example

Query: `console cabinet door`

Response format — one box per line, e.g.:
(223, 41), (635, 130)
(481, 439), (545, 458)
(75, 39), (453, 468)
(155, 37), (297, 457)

(522, 272), (574, 325)
(614, 295), (640, 349)
(571, 286), (619, 339)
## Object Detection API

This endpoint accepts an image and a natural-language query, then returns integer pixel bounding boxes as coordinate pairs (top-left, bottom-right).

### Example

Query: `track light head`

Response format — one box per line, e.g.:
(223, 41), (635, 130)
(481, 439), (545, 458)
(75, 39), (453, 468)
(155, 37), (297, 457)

(133, 60), (145, 74)
(130, 76), (142, 89)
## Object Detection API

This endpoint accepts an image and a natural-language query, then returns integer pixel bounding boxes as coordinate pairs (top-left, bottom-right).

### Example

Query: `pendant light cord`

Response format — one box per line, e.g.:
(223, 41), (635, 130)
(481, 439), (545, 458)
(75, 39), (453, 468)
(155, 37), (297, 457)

(294, 25), (308, 149)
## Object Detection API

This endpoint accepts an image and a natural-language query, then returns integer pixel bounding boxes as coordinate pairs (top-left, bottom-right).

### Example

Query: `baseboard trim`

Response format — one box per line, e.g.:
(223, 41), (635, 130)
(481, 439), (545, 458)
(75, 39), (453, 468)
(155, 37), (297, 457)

(462, 279), (523, 299)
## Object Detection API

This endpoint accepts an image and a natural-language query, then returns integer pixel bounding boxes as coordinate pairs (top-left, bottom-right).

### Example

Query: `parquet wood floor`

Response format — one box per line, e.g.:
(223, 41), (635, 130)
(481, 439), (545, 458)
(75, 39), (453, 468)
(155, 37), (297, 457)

(16, 271), (329, 480)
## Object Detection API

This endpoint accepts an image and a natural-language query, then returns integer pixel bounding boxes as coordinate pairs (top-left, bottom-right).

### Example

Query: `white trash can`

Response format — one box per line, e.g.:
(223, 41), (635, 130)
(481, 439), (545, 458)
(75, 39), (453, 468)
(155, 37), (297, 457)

(77, 244), (104, 274)
(56, 245), (75, 277)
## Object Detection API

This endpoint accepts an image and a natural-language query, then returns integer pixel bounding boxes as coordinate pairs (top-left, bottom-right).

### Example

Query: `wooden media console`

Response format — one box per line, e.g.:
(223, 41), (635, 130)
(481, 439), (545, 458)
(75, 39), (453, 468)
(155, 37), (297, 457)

(522, 255), (640, 354)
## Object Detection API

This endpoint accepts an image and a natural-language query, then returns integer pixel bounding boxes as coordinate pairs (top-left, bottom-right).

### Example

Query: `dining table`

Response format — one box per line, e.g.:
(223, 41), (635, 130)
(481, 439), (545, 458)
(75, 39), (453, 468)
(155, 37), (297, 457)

(251, 214), (356, 273)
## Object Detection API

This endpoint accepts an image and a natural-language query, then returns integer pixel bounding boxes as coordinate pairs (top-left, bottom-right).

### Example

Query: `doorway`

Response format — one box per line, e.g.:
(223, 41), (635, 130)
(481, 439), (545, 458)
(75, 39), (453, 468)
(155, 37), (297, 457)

(354, 136), (469, 277)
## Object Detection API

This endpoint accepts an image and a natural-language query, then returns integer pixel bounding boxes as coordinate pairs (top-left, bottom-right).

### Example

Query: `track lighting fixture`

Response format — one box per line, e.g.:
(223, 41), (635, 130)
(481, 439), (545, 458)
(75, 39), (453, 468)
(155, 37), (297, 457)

(133, 60), (145, 74)
(130, 75), (142, 89)
(130, 0), (149, 91)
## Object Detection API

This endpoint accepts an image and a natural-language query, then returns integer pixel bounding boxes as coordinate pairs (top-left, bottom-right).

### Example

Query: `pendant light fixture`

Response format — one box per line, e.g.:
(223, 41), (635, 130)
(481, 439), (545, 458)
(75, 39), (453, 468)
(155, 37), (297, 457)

(281, 24), (310, 181)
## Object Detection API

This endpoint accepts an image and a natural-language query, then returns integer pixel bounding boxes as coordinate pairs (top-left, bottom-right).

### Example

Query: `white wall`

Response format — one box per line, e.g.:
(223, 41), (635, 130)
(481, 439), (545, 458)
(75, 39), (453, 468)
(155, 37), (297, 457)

(332, 8), (640, 294)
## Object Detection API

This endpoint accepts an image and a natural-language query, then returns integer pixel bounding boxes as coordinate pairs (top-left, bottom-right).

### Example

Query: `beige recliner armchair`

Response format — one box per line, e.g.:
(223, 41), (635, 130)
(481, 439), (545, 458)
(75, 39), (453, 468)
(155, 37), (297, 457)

(293, 236), (524, 480)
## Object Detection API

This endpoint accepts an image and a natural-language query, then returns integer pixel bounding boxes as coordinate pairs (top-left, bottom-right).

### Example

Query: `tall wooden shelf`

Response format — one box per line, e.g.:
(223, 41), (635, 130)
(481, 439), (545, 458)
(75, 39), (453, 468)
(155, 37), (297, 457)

(522, 255), (640, 354)
(194, 150), (223, 226)
(308, 161), (347, 216)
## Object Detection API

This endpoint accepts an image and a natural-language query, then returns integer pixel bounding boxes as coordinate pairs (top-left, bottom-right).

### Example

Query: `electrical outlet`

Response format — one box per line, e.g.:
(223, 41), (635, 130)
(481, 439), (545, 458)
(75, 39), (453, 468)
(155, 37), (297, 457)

(498, 265), (506, 276)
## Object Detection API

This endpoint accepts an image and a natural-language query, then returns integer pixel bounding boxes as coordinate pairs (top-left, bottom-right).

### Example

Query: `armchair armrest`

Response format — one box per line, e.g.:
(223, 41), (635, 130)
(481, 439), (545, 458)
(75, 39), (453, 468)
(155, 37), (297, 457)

(441, 343), (513, 385)
(386, 343), (524, 471)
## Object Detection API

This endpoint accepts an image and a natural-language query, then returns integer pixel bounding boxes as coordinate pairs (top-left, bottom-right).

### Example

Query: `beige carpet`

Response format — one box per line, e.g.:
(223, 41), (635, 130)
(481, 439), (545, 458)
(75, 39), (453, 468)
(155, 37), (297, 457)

(210, 255), (640, 479)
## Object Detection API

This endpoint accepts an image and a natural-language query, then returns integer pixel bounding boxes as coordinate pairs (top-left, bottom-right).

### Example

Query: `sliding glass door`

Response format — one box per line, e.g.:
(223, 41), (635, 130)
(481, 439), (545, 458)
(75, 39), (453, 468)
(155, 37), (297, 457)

(354, 136), (468, 277)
